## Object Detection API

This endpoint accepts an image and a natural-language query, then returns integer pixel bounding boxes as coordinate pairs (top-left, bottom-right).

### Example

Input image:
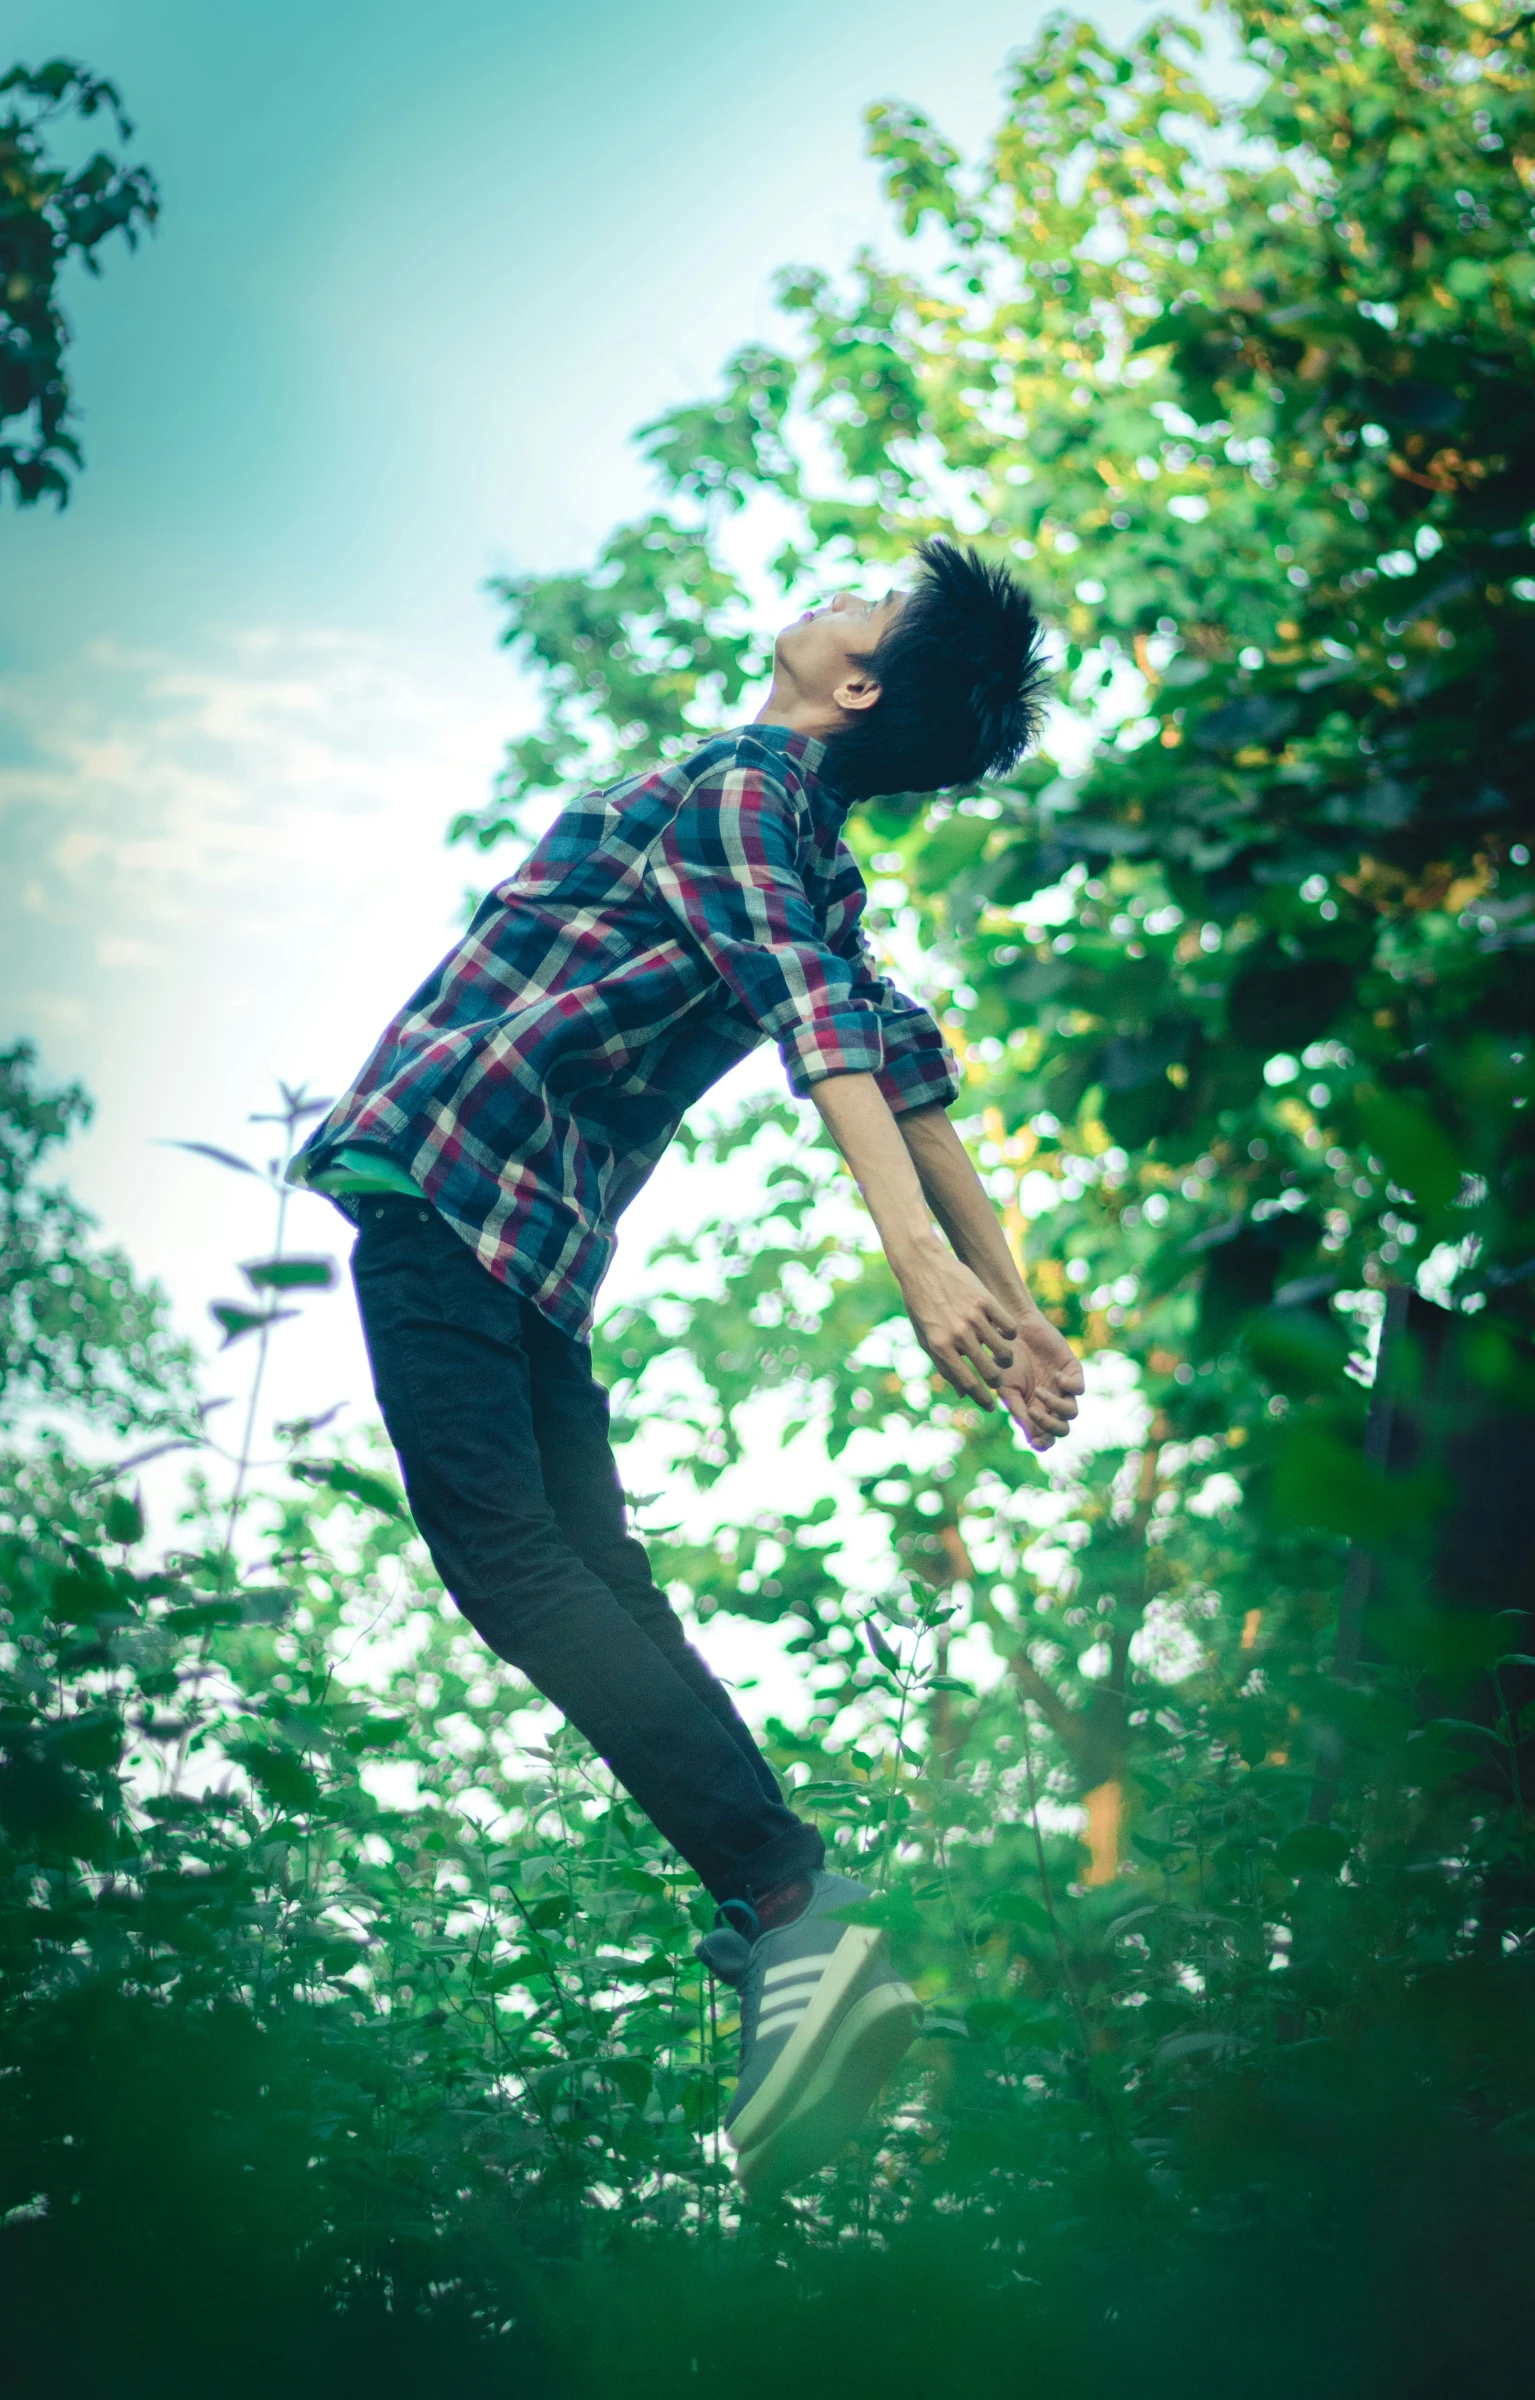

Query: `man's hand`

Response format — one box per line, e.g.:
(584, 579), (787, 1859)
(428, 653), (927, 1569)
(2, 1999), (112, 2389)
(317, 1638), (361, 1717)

(994, 1308), (1085, 1450)
(895, 1239), (1019, 1409)
(808, 1076), (1083, 1446)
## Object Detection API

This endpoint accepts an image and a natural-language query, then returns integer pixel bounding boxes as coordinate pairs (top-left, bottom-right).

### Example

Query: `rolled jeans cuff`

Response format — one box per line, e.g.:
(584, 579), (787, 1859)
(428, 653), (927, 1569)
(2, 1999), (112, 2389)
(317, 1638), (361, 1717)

(733, 1822), (827, 1906)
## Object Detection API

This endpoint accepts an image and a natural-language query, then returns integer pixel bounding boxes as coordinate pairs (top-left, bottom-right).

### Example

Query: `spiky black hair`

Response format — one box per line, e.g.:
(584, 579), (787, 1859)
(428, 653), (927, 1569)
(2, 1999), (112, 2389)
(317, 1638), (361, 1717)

(823, 538), (1048, 800)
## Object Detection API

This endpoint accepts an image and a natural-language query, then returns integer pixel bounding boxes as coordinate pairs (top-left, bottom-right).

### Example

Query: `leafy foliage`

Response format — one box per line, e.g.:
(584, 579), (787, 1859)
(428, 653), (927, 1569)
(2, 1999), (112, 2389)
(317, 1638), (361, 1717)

(0, 1044), (196, 1434)
(0, 59), (159, 505)
(4, 5), (1535, 2388)
(489, 0), (1534, 1824)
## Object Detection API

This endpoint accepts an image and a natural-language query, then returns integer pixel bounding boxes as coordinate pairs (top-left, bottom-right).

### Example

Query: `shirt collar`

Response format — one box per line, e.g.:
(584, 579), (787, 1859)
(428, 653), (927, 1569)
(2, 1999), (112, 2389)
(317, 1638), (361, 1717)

(739, 722), (845, 802)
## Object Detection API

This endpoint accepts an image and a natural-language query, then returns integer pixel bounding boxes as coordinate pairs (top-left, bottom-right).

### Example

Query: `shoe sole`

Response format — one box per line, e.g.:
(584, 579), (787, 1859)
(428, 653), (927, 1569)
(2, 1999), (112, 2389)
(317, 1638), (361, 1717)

(726, 1924), (885, 2156)
(734, 1980), (922, 2203)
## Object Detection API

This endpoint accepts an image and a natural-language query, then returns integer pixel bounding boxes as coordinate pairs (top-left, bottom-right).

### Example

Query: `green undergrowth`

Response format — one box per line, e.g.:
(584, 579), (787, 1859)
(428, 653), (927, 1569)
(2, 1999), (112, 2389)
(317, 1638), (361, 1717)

(3, 1327), (1533, 2395)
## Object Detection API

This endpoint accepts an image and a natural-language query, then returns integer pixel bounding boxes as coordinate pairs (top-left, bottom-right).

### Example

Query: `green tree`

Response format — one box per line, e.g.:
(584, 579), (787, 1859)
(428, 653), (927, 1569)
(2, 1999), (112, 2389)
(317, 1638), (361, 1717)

(0, 1043), (195, 1435)
(0, 58), (159, 505)
(463, 0), (1533, 1845)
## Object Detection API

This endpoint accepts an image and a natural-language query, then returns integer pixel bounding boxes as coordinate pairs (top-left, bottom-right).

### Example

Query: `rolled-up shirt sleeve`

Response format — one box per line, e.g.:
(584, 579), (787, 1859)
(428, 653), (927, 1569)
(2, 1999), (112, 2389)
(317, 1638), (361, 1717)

(647, 762), (888, 1095)
(839, 924), (961, 1117)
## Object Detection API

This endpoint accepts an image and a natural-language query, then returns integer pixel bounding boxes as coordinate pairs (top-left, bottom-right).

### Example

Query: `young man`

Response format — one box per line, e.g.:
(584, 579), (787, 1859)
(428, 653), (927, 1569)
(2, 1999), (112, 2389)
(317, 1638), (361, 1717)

(292, 539), (1084, 2198)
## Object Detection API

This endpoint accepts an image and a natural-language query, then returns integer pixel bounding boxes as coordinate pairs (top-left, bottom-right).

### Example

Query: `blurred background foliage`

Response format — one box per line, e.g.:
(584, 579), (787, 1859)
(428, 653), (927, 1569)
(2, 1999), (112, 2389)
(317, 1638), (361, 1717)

(0, 59), (159, 506)
(3, 4), (1534, 2392)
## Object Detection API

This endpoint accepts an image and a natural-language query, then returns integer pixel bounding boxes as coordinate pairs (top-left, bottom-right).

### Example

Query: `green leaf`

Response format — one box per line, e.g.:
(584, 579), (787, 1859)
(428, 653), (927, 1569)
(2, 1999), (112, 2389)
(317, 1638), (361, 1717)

(46, 1565), (125, 1626)
(209, 1299), (295, 1347)
(163, 1599), (244, 1635)
(237, 1586), (295, 1626)
(240, 1254), (338, 1293)
(864, 1621), (902, 1671)
(1226, 950), (1353, 1052)
(1157, 2030), (1253, 2063)
(613, 1865), (669, 1895)
(1462, 1326), (1535, 1413)
(1268, 1424), (1449, 1544)
(47, 1709), (123, 1771)
(289, 1459), (407, 1518)
(964, 1997), (1022, 2040)
(228, 1742), (322, 1813)
(344, 1715), (411, 1753)
(604, 2055), (653, 2106)
(474, 1955), (544, 1994)
(1191, 695), (1298, 755)
(1353, 1088), (1462, 1216)
(830, 1887), (928, 1936)
(1243, 1305), (1350, 1398)
(986, 1890), (1056, 1935)
(1379, 1611), (1511, 1682)
(1431, 1717), (1507, 1748)
(1273, 1825), (1351, 1877)
(103, 1491), (144, 1546)
(161, 1139), (265, 1179)
(321, 1941), (369, 1977)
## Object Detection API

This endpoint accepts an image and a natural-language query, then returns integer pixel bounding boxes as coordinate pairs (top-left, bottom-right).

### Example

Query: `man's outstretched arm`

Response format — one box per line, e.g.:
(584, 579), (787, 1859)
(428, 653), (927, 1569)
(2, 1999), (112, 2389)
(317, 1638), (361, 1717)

(809, 1076), (1083, 1447)
(896, 1101), (1082, 1446)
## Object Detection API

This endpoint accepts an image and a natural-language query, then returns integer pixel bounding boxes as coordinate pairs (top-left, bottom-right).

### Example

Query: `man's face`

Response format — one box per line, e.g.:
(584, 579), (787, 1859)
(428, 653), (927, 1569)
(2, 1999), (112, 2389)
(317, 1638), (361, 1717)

(773, 587), (904, 711)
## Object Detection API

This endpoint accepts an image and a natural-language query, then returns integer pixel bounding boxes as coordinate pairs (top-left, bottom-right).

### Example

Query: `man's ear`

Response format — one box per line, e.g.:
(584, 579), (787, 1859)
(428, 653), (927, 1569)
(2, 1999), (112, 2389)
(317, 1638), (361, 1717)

(831, 668), (882, 718)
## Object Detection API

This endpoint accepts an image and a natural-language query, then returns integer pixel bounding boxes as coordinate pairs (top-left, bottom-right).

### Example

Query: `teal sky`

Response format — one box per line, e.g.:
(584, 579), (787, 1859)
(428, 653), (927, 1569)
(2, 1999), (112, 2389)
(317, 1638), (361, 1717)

(7, 0), (1149, 660)
(1, 0), (1154, 1623)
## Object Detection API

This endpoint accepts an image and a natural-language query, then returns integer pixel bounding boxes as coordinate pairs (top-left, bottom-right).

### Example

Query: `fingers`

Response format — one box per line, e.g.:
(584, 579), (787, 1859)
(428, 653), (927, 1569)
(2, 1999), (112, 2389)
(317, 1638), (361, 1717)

(981, 1294), (1019, 1346)
(934, 1355), (995, 1408)
(965, 1312), (1013, 1369)
(905, 1260), (1029, 1410)
(1036, 1376), (1081, 1428)
(939, 1349), (1081, 1436)
(1008, 1323), (1085, 1448)
(944, 1333), (1003, 1408)
(958, 1322), (1010, 1386)
(1022, 1413), (1067, 1452)
(1005, 1390), (1066, 1444)
(927, 1327), (1007, 1409)
(933, 1298), (1017, 1404)
(999, 1368), (1081, 1448)
(1034, 1375), (1081, 1429)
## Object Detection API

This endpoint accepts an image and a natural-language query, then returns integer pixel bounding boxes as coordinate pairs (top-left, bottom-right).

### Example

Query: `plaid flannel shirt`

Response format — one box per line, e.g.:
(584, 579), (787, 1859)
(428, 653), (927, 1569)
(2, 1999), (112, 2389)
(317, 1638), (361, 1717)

(292, 724), (958, 1339)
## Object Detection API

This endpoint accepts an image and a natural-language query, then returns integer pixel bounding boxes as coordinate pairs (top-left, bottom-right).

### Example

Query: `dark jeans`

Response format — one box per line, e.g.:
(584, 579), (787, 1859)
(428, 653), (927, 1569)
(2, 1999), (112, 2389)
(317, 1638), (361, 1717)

(350, 1197), (823, 1903)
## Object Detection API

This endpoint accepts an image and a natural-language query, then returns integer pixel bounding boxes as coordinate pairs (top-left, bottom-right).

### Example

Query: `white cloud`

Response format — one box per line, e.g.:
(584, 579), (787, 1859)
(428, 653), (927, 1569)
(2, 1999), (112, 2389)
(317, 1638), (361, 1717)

(0, 623), (518, 1479)
(0, 628), (514, 941)
(97, 936), (164, 969)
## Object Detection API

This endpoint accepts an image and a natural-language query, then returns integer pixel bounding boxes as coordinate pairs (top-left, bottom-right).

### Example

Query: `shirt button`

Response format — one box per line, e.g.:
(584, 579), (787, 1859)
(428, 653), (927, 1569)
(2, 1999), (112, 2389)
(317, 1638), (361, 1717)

(418, 1208), (429, 1221)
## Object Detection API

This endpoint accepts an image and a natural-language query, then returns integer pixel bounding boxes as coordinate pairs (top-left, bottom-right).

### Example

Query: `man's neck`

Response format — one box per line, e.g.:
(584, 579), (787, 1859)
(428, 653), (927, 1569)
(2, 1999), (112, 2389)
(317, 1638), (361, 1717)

(753, 683), (839, 740)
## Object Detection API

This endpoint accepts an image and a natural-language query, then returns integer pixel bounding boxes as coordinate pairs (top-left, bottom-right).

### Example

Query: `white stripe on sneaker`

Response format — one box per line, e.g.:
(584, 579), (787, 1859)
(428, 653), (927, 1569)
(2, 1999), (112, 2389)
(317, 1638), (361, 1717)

(756, 2003), (812, 2040)
(763, 1960), (826, 1989)
(735, 1981), (922, 2203)
(728, 1922), (885, 2157)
